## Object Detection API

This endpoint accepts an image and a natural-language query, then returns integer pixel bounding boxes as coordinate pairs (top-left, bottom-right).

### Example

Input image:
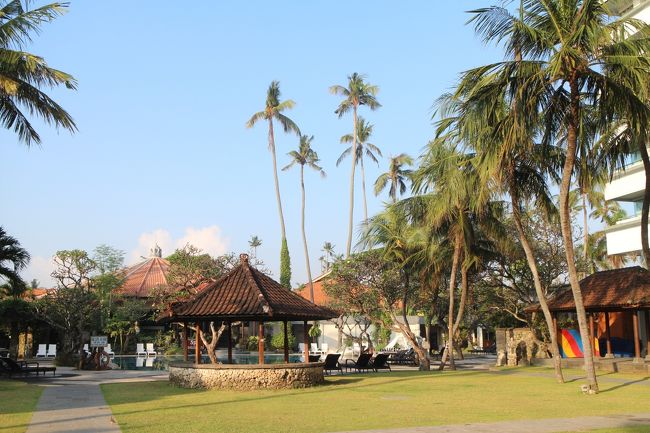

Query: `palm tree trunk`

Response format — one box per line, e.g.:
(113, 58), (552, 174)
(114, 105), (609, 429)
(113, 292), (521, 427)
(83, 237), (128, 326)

(582, 191), (589, 268)
(638, 141), (650, 269)
(439, 231), (461, 371)
(268, 118), (287, 241)
(559, 78), (598, 393)
(510, 181), (565, 383)
(360, 156), (368, 222)
(300, 165), (315, 302)
(346, 105), (358, 257)
(452, 266), (468, 336)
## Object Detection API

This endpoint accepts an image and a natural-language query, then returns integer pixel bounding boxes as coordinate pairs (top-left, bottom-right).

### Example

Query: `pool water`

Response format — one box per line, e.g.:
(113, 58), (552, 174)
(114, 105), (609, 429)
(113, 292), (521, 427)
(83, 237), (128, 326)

(110, 352), (303, 371)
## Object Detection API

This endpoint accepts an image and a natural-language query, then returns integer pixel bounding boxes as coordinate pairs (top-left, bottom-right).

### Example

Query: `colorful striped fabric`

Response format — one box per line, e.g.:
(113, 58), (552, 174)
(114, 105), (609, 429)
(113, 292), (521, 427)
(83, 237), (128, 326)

(559, 329), (584, 358)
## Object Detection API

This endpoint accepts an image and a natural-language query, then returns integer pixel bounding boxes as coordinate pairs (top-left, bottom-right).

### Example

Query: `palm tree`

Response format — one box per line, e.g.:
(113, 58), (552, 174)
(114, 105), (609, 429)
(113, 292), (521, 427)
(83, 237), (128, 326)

(247, 81), (300, 288)
(0, 1), (77, 146)
(374, 153), (413, 202)
(338, 117), (382, 221)
(330, 73), (381, 257)
(248, 235), (262, 258)
(283, 135), (326, 302)
(463, 0), (650, 394)
(321, 242), (335, 271)
(0, 226), (30, 283)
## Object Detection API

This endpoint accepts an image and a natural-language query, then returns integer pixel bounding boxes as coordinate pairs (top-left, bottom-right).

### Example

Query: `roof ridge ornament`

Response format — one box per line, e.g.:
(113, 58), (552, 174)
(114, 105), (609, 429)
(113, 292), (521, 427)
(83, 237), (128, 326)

(240, 253), (249, 264)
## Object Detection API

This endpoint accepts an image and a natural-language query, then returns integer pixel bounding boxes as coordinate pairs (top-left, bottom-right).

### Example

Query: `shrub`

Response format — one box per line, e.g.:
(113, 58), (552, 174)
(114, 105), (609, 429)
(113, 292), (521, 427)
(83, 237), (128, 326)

(270, 323), (296, 351)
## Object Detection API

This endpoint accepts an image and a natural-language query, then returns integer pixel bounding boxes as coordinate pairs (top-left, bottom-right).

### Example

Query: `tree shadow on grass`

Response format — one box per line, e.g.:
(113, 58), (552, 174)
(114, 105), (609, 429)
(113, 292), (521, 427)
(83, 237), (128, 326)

(103, 370), (484, 417)
(599, 376), (650, 393)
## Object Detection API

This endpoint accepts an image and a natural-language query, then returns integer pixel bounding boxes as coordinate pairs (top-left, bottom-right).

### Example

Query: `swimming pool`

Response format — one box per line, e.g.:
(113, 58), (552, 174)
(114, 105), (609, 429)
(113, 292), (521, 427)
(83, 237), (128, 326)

(110, 352), (304, 371)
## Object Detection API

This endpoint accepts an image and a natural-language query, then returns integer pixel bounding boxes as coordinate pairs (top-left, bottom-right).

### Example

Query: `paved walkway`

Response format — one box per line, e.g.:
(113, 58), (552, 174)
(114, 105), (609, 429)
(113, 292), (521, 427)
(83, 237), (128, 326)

(332, 414), (650, 433)
(25, 367), (165, 433)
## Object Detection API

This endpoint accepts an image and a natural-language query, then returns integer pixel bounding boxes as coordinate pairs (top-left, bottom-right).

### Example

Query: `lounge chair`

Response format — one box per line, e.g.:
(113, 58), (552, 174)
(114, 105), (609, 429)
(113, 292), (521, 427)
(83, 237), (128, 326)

(136, 357), (145, 368)
(323, 353), (342, 375)
(371, 353), (391, 372)
(308, 354), (321, 362)
(145, 357), (154, 367)
(390, 348), (416, 366)
(0, 357), (56, 377)
(321, 343), (329, 353)
(104, 344), (115, 358)
(298, 343), (306, 353)
(83, 344), (89, 352)
(46, 344), (56, 358)
(345, 353), (373, 373)
(352, 342), (361, 356)
(310, 343), (322, 354)
(136, 343), (147, 357)
(146, 343), (156, 357)
(35, 344), (47, 358)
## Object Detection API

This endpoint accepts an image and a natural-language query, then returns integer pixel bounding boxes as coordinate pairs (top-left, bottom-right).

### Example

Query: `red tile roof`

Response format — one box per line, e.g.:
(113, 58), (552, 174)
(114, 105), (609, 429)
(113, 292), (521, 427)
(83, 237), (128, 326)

(163, 254), (337, 321)
(543, 266), (650, 312)
(296, 271), (332, 306)
(119, 257), (170, 298)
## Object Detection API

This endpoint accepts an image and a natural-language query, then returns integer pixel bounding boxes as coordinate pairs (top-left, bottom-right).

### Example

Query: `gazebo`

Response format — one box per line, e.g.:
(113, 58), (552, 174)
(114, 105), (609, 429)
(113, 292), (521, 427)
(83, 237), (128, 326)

(159, 253), (338, 389)
(541, 267), (650, 362)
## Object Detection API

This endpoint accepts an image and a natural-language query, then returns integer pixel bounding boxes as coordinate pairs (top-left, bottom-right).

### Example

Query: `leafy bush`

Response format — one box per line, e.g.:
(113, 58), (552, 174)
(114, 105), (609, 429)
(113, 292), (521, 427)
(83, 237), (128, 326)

(270, 323), (296, 351)
(247, 336), (259, 351)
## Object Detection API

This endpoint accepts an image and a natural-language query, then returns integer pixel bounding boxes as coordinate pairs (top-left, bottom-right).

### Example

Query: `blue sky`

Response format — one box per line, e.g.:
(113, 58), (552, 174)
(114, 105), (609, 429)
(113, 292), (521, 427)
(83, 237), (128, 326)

(2, 1), (504, 287)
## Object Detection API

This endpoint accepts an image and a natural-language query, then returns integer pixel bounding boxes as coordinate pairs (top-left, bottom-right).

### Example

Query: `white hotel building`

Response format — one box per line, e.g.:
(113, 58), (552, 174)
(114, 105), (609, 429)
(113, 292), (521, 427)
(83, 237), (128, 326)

(604, 0), (649, 257)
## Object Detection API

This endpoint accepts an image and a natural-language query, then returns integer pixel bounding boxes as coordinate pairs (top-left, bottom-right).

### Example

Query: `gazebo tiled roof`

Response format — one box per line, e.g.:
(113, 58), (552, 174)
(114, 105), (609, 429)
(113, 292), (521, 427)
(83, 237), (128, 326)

(162, 254), (338, 322)
(120, 256), (170, 298)
(542, 266), (650, 312)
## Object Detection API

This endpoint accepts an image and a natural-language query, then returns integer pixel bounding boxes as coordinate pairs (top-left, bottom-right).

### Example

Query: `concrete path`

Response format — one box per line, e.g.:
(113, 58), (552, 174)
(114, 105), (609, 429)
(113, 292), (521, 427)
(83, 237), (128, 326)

(25, 366), (166, 433)
(332, 413), (650, 433)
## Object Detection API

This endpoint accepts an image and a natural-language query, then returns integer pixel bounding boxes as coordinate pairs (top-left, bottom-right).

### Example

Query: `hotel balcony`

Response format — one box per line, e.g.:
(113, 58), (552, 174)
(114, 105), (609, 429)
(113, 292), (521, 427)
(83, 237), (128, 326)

(604, 215), (646, 255)
(604, 159), (645, 203)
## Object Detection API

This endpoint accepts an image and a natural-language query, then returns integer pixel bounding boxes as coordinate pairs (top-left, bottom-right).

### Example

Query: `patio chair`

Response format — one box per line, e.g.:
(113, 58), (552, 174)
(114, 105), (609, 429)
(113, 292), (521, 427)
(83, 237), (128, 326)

(35, 344), (47, 358)
(298, 343), (305, 353)
(46, 344), (57, 358)
(146, 343), (156, 357)
(104, 344), (115, 358)
(321, 343), (329, 353)
(1, 357), (56, 376)
(370, 353), (391, 372)
(83, 344), (89, 352)
(145, 357), (154, 367)
(345, 353), (373, 373)
(308, 354), (321, 362)
(323, 353), (342, 375)
(310, 343), (321, 354)
(136, 343), (147, 357)
(136, 357), (145, 368)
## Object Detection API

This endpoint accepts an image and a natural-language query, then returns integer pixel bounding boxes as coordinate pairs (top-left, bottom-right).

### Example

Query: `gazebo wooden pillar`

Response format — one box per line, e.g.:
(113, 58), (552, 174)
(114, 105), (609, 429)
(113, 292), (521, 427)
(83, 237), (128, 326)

(183, 321), (189, 362)
(227, 321), (233, 364)
(283, 320), (289, 363)
(632, 310), (641, 362)
(604, 312), (613, 358)
(303, 321), (309, 363)
(195, 323), (202, 364)
(646, 310), (650, 360)
(258, 321), (265, 364)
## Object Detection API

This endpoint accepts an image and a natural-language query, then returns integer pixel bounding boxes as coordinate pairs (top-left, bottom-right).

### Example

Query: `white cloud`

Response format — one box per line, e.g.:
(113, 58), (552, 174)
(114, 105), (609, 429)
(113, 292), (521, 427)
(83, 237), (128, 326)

(129, 226), (229, 264)
(129, 228), (173, 264)
(22, 255), (56, 288)
(175, 226), (229, 257)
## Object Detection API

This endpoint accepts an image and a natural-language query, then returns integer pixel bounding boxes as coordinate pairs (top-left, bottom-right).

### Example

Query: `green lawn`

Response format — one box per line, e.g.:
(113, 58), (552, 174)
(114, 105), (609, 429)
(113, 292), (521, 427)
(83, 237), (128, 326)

(0, 380), (43, 433)
(102, 368), (650, 433)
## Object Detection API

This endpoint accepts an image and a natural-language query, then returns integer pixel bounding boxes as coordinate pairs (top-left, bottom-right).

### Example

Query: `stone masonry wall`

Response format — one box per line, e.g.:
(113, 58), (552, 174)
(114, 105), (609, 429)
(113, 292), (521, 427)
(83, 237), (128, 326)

(169, 362), (325, 390)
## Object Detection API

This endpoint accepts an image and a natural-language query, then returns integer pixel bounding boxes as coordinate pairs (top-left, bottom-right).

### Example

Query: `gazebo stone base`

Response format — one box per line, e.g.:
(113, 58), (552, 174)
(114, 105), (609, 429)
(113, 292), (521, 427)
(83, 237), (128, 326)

(169, 362), (325, 390)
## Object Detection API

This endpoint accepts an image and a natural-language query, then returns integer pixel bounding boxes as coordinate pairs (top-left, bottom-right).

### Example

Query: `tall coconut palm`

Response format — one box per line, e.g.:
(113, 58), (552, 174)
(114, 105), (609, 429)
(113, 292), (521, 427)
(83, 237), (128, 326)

(0, 226), (30, 283)
(321, 242), (335, 271)
(464, 0), (650, 393)
(247, 81), (300, 288)
(248, 235), (262, 258)
(0, 0), (77, 146)
(338, 117), (382, 221)
(374, 153), (413, 202)
(330, 73), (381, 257)
(283, 135), (325, 302)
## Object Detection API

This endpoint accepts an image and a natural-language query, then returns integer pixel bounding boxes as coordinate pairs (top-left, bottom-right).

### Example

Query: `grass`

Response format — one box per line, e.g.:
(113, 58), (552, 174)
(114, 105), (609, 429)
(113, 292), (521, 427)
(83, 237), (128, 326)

(102, 368), (650, 433)
(0, 380), (43, 433)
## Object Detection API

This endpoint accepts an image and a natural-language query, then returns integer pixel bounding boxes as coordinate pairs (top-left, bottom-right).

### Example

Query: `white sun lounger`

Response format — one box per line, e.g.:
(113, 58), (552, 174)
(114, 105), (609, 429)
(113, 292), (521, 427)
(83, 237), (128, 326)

(35, 344), (47, 357)
(136, 343), (147, 357)
(321, 343), (329, 353)
(104, 344), (115, 358)
(46, 344), (57, 358)
(146, 343), (156, 357)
